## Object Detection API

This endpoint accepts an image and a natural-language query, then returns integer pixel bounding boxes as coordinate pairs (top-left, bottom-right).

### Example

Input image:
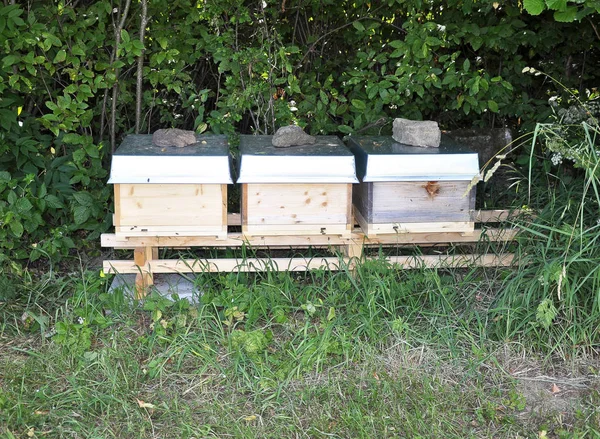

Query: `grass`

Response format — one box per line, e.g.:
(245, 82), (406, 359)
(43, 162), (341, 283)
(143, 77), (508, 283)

(1, 262), (599, 438)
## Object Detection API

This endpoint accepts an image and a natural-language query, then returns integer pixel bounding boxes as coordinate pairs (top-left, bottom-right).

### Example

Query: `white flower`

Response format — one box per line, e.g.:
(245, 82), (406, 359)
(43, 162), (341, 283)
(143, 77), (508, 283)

(551, 153), (563, 166)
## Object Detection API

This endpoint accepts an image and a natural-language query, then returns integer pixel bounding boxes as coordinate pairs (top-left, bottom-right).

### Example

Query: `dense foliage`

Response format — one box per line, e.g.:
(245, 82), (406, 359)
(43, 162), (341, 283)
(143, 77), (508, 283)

(0, 0), (598, 265)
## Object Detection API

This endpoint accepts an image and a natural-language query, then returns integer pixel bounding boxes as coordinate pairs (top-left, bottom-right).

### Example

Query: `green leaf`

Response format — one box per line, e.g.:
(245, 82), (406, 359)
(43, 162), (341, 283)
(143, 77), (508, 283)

(463, 59), (471, 72)
(523, 0), (545, 15)
(7, 190), (17, 205)
(121, 29), (130, 44)
(63, 133), (82, 144)
(44, 195), (63, 209)
(53, 49), (66, 63)
(351, 99), (366, 111)
(470, 36), (483, 51)
(2, 55), (20, 66)
(0, 171), (10, 182)
(73, 205), (90, 225)
(38, 183), (47, 198)
(338, 125), (353, 134)
(554, 6), (578, 21)
(9, 220), (24, 237)
(319, 90), (329, 105)
(73, 191), (93, 206)
(546, 0), (567, 10)
(388, 40), (403, 49)
(488, 100), (499, 113)
(15, 198), (33, 214)
(352, 21), (365, 32)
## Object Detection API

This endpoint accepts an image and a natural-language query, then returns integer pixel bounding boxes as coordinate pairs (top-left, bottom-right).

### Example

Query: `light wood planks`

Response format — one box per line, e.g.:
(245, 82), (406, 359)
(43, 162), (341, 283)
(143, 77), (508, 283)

(101, 227), (517, 249)
(353, 180), (474, 231)
(225, 209), (527, 227)
(104, 257), (344, 273)
(115, 183), (227, 236)
(242, 183), (352, 236)
(104, 253), (516, 274)
(133, 246), (154, 298)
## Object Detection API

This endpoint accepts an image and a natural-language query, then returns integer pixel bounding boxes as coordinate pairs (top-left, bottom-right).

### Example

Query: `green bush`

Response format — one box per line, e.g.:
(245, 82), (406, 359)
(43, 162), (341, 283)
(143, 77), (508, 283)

(0, 0), (598, 266)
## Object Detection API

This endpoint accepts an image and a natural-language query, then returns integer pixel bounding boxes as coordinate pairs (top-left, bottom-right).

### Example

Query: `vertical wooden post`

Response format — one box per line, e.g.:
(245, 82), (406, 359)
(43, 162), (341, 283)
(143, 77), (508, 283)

(343, 239), (363, 271)
(134, 246), (154, 299)
(218, 184), (228, 240)
(241, 184), (248, 235)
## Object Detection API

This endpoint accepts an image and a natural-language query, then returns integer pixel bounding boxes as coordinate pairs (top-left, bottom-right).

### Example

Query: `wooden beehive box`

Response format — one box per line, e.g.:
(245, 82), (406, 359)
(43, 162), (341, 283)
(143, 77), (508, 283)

(346, 136), (479, 235)
(108, 134), (232, 239)
(237, 135), (358, 237)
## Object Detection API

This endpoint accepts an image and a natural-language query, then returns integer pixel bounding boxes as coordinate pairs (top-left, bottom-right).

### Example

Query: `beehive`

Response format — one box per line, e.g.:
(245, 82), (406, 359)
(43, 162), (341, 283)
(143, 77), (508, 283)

(108, 134), (232, 239)
(237, 135), (358, 237)
(346, 136), (479, 235)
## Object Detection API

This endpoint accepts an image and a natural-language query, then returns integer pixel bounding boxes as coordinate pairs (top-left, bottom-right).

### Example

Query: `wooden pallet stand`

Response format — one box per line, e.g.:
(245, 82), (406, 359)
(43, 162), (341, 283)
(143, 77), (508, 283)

(101, 209), (520, 298)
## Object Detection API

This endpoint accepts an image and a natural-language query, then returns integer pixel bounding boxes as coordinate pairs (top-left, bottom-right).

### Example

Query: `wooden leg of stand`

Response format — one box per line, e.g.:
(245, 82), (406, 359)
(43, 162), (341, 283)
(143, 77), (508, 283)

(343, 240), (363, 271)
(134, 246), (154, 299)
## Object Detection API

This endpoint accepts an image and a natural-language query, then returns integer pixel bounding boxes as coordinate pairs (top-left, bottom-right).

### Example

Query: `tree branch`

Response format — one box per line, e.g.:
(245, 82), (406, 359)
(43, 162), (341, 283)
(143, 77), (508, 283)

(135, 0), (148, 134)
(110, 0), (132, 153)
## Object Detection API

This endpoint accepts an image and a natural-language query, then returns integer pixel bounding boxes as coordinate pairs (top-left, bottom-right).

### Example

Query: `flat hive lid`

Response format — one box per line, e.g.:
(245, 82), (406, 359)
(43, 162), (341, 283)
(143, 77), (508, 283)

(108, 134), (233, 184)
(237, 135), (358, 183)
(346, 135), (479, 182)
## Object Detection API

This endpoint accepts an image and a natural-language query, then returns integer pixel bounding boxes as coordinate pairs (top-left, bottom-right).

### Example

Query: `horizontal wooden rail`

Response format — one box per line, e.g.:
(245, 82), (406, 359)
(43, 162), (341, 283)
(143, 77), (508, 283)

(101, 227), (516, 249)
(104, 253), (516, 275)
(224, 209), (526, 227)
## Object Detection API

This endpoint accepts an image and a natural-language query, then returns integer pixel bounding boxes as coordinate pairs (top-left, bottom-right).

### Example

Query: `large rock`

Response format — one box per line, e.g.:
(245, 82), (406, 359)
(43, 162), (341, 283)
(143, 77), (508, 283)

(272, 125), (316, 148)
(392, 118), (441, 148)
(446, 128), (513, 166)
(152, 128), (197, 148)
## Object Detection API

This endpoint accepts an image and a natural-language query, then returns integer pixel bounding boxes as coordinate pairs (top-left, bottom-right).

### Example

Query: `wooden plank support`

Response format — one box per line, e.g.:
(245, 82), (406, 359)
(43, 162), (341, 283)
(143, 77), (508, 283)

(101, 210), (521, 277)
(133, 246), (154, 299)
(104, 253), (516, 275)
(104, 257), (344, 274)
(385, 253), (517, 269)
(101, 227), (517, 249)
(226, 209), (528, 227)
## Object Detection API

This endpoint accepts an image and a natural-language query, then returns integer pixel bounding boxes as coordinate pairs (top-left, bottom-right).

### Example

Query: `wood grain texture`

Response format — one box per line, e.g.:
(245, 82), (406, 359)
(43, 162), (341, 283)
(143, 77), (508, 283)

(115, 183), (226, 237)
(105, 257), (344, 273)
(113, 184), (121, 228)
(367, 221), (475, 234)
(242, 223), (351, 237)
(242, 183), (352, 236)
(116, 225), (226, 236)
(371, 181), (472, 223)
(103, 253), (516, 275)
(227, 210), (526, 227)
(133, 246), (154, 298)
(101, 226), (517, 248)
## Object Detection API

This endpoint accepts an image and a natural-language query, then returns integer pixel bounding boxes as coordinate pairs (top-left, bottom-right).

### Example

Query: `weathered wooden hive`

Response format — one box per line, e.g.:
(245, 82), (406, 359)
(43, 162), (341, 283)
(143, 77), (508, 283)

(108, 134), (232, 239)
(237, 135), (358, 237)
(346, 136), (479, 235)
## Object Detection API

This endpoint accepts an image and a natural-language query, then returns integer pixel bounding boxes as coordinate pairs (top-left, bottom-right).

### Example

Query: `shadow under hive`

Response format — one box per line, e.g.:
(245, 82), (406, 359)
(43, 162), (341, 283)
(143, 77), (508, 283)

(346, 135), (479, 236)
(237, 135), (358, 237)
(108, 134), (232, 239)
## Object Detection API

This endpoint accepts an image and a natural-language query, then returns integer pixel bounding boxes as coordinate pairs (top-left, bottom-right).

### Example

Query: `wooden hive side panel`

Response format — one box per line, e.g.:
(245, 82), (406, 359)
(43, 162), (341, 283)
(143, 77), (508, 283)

(245, 183), (350, 225)
(243, 183), (352, 236)
(372, 181), (473, 223)
(117, 183), (225, 228)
